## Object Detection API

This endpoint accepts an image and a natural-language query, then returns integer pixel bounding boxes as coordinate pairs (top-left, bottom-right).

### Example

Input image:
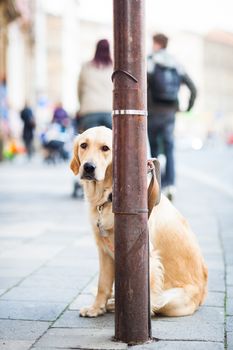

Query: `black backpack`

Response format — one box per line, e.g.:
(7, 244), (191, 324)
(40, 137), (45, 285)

(150, 63), (181, 103)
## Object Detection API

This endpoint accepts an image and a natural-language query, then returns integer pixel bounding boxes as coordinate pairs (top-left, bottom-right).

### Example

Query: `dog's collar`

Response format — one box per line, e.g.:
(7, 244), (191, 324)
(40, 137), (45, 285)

(96, 193), (112, 238)
(96, 192), (112, 213)
(96, 198), (115, 258)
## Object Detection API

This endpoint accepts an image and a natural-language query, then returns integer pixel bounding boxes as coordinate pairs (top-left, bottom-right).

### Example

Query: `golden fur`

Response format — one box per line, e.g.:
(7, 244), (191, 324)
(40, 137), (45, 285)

(70, 126), (208, 317)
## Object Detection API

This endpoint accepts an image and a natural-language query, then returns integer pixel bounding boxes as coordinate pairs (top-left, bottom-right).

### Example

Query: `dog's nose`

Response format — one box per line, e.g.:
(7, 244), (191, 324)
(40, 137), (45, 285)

(83, 162), (96, 174)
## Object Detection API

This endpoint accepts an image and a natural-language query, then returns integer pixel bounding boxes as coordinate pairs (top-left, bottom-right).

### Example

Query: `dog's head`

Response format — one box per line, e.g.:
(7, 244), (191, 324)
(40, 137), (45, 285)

(70, 126), (112, 182)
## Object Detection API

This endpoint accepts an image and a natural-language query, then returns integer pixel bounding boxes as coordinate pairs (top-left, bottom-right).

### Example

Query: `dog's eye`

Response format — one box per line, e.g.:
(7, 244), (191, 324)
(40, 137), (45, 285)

(101, 145), (110, 152)
(80, 142), (88, 149)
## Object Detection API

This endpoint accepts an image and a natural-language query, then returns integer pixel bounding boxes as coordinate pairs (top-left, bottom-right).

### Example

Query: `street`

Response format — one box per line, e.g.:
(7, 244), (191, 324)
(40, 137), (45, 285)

(0, 144), (232, 349)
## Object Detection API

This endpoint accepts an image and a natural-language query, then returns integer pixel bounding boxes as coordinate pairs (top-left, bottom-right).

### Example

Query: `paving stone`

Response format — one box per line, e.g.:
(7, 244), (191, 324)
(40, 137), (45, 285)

(0, 277), (21, 289)
(52, 310), (114, 328)
(151, 307), (224, 342)
(0, 286), (78, 303)
(0, 340), (33, 350)
(0, 244), (63, 261)
(18, 274), (92, 290)
(227, 265), (233, 286)
(69, 293), (95, 310)
(208, 269), (225, 292)
(227, 286), (233, 298)
(0, 300), (66, 321)
(33, 265), (98, 279)
(227, 298), (233, 315)
(225, 253), (233, 265)
(0, 319), (51, 340)
(227, 332), (233, 349)
(226, 316), (233, 332)
(132, 340), (224, 350)
(0, 258), (43, 270)
(34, 328), (127, 349)
(0, 267), (35, 278)
(204, 291), (225, 308)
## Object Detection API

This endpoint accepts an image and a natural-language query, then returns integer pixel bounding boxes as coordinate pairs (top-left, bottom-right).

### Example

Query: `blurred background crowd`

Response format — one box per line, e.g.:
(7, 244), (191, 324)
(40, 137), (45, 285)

(0, 0), (233, 164)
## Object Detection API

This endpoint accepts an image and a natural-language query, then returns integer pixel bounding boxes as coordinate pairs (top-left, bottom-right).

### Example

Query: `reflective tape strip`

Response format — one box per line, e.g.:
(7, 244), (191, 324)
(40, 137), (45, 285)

(112, 109), (148, 116)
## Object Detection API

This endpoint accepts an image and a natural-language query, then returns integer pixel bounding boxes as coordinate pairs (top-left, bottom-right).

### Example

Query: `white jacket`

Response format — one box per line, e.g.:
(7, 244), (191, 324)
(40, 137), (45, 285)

(78, 62), (113, 116)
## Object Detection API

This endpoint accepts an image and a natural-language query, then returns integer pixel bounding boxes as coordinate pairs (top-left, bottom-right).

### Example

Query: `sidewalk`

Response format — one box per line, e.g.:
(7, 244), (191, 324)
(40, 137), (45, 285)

(0, 150), (232, 350)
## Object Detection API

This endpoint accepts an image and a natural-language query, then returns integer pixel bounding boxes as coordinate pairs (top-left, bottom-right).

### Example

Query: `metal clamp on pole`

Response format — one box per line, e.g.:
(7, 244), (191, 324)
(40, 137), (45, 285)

(112, 109), (148, 116)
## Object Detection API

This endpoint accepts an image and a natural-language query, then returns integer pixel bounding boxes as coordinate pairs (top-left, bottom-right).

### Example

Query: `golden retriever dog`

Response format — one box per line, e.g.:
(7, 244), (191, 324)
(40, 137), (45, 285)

(70, 126), (208, 318)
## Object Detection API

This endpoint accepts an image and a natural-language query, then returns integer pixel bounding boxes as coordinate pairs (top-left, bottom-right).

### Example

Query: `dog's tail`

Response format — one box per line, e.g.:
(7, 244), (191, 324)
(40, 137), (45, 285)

(151, 284), (201, 317)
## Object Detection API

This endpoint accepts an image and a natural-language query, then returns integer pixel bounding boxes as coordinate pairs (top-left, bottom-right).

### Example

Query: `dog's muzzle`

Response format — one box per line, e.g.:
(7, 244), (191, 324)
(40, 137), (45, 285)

(82, 162), (96, 180)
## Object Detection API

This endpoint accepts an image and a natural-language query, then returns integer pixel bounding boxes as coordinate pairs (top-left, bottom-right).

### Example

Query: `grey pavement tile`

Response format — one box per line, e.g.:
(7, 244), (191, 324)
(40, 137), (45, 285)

(0, 267), (35, 278)
(0, 286), (79, 303)
(57, 246), (98, 260)
(0, 244), (64, 261)
(227, 286), (233, 298)
(227, 265), (233, 286)
(45, 255), (98, 267)
(151, 307), (224, 342)
(227, 298), (233, 315)
(69, 293), (95, 310)
(0, 258), (43, 270)
(32, 265), (98, 279)
(34, 328), (127, 349)
(79, 276), (98, 295)
(52, 310), (114, 328)
(0, 300), (66, 321)
(132, 340), (224, 350)
(0, 340), (34, 350)
(205, 291), (225, 308)
(0, 225), (45, 239)
(225, 253), (233, 265)
(0, 319), (51, 340)
(208, 269), (225, 292)
(0, 241), (21, 254)
(32, 348), (72, 350)
(227, 317), (233, 332)
(205, 260), (225, 271)
(0, 277), (21, 289)
(227, 332), (233, 349)
(18, 274), (92, 291)
(205, 254), (224, 265)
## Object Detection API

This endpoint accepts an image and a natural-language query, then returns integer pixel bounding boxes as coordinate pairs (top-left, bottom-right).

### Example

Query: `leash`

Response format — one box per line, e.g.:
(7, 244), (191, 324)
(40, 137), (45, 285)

(147, 158), (161, 218)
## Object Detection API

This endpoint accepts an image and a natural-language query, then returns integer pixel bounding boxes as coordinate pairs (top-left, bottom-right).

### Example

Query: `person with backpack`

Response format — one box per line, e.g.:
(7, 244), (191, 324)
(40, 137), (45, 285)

(147, 33), (197, 201)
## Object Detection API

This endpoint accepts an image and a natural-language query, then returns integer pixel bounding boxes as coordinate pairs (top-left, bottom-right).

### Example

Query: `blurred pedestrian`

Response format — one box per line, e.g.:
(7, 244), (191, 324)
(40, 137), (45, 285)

(72, 39), (113, 198)
(0, 77), (9, 160)
(77, 39), (113, 132)
(147, 33), (197, 201)
(20, 103), (36, 158)
(52, 102), (69, 131)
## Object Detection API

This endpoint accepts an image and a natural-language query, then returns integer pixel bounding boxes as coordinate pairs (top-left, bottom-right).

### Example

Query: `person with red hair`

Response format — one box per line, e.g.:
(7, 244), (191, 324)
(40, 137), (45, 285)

(77, 39), (113, 132)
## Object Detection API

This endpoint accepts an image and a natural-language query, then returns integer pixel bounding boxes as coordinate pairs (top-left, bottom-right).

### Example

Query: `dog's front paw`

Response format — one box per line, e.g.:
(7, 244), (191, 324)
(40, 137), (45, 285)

(106, 298), (115, 313)
(79, 305), (106, 317)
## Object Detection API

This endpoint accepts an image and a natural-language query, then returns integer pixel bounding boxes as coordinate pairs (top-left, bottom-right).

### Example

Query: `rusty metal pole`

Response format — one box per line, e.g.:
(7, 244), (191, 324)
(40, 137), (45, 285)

(112, 0), (151, 344)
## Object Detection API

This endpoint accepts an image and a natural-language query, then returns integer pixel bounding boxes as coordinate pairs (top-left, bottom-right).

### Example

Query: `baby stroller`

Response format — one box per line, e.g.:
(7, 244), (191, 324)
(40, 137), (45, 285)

(41, 122), (70, 163)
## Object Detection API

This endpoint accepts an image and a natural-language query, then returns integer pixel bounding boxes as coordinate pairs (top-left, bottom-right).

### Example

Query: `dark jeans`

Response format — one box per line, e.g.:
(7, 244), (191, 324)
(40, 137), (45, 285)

(78, 112), (112, 132)
(23, 138), (34, 158)
(148, 112), (175, 187)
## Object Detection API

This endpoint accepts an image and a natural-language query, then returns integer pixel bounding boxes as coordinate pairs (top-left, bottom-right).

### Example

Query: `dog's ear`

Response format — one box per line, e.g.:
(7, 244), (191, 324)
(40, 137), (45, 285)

(70, 156), (80, 175)
(105, 163), (113, 183)
(70, 142), (80, 175)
